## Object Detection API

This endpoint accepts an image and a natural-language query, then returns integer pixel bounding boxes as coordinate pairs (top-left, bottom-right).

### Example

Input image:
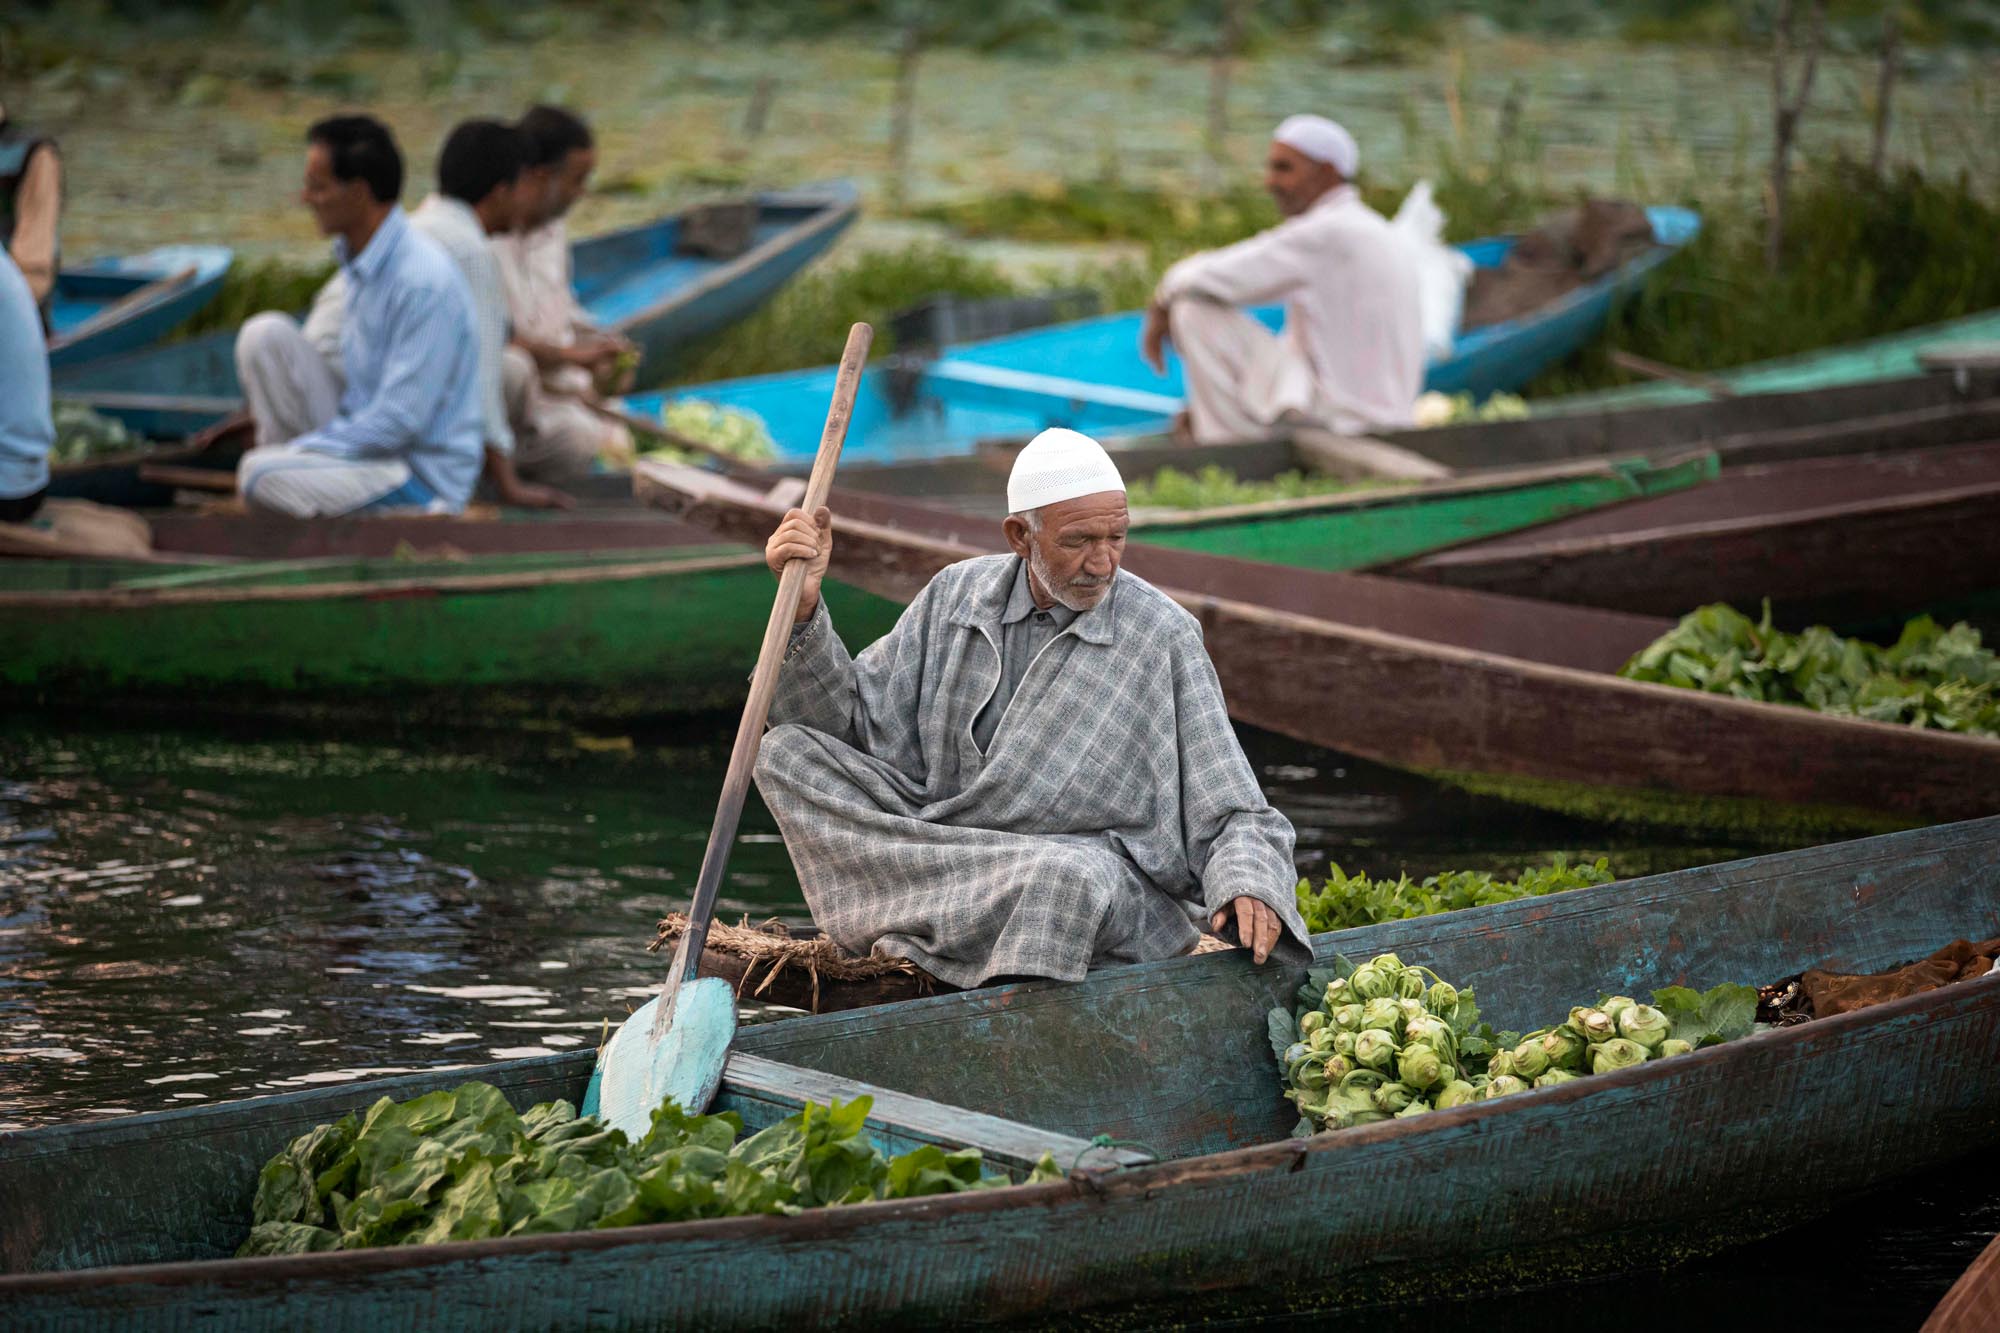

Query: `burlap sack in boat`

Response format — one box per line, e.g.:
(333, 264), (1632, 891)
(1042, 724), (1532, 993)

(1461, 198), (1657, 331)
(1802, 936), (2000, 1018)
(0, 497), (153, 558)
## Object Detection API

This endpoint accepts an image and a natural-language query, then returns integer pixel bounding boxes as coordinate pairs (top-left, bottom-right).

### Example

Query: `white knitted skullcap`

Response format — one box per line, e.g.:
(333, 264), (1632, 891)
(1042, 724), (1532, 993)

(1273, 114), (1358, 178)
(1006, 428), (1126, 515)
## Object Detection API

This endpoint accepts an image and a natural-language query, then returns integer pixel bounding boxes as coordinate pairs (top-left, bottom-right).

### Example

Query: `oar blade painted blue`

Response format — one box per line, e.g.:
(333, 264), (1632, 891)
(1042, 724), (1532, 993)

(595, 978), (738, 1138)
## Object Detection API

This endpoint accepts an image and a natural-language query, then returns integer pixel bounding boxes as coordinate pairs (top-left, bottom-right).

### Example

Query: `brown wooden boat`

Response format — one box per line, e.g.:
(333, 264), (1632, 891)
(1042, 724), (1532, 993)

(1922, 1230), (2000, 1333)
(634, 458), (2000, 833)
(1391, 440), (2000, 627)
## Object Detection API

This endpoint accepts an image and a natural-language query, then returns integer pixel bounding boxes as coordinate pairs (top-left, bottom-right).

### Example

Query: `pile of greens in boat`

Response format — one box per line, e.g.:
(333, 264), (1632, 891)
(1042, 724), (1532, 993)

(240, 1084), (1051, 1255)
(1294, 856), (1614, 933)
(1272, 952), (1759, 1135)
(1620, 602), (1998, 738)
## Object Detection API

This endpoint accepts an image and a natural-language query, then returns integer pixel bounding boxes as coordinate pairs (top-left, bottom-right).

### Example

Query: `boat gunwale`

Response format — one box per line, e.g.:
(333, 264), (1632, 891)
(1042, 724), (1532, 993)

(1405, 462), (2000, 570)
(4, 899), (1994, 1296)
(0, 547), (767, 610)
(1126, 449), (1713, 532)
(46, 245), (235, 357)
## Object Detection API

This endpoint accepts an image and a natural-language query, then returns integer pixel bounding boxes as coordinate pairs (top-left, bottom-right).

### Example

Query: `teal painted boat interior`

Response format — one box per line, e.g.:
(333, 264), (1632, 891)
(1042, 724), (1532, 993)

(46, 244), (233, 369)
(622, 206), (1702, 465)
(1541, 304), (2000, 414)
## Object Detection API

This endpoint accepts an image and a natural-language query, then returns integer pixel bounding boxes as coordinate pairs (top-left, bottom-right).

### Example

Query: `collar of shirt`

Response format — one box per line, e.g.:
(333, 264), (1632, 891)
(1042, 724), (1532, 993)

(1305, 183), (1361, 219)
(411, 193), (484, 243)
(335, 204), (410, 287)
(1000, 559), (1079, 629)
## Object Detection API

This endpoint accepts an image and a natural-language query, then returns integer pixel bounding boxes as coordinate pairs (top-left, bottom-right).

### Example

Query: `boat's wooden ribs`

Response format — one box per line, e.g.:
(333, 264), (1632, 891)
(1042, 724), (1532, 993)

(717, 1052), (1150, 1179)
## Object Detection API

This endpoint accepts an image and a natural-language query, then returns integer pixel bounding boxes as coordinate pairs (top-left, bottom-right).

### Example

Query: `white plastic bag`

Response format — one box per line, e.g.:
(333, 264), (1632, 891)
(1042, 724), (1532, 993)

(1392, 180), (1472, 359)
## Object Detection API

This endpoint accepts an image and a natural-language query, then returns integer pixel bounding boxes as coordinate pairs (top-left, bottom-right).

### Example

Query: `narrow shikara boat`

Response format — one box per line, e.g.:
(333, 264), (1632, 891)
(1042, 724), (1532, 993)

(75, 447), (1714, 577)
(0, 546), (902, 725)
(1924, 1229), (2000, 1333)
(4, 818), (1998, 1327)
(45, 244), (233, 369)
(636, 459), (2000, 831)
(1390, 440), (2000, 627)
(621, 207), (1702, 465)
(47, 183), (859, 442)
(1540, 304), (2000, 414)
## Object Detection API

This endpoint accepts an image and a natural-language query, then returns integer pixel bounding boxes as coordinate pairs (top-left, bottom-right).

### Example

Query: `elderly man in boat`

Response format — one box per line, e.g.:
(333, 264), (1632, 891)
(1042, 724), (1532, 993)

(1142, 114), (1426, 444)
(233, 116), (483, 517)
(494, 105), (635, 481)
(755, 427), (1311, 988)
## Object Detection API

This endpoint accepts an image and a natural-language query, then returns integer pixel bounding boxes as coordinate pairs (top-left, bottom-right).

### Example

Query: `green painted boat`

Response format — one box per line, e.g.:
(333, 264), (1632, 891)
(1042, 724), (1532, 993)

(1126, 451), (1717, 572)
(0, 547), (903, 725)
(3, 819), (1999, 1327)
(1536, 306), (2000, 413)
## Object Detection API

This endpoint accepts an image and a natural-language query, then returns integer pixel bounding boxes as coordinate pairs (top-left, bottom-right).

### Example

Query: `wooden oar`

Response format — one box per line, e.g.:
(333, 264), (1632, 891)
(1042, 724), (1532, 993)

(591, 321), (874, 1136)
(1608, 349), (1738, 399)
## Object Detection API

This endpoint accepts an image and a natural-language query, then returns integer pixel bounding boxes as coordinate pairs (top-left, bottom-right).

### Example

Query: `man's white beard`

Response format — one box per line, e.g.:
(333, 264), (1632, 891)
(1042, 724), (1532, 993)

(1029, 542), (1112, 612)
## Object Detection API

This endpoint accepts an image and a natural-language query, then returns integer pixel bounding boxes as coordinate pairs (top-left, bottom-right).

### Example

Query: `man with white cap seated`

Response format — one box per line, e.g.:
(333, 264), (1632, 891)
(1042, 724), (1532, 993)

(753, 427), (1310, 989)
(1142, 114), (1426, 444)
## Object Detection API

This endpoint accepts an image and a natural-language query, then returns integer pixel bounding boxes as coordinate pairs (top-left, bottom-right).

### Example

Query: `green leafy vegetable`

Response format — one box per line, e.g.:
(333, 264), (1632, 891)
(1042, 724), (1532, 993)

(1294, 857), (1615, 934)
(1126, 464), (1368, 510)
(1278, 954), (1766, 1136)
(238, 1084), (1025, 1256)
(1649, 982), (1760, 1049)
(1620, 602), (1999, 738)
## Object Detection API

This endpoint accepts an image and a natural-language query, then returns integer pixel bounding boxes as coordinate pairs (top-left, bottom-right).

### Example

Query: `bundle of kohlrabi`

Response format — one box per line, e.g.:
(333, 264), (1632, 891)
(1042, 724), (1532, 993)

(1272, 953), (1760, 1136)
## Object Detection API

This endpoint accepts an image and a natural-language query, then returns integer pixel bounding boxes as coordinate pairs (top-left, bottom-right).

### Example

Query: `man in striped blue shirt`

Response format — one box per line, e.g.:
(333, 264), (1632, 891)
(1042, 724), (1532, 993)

(235, 116), (483, 518)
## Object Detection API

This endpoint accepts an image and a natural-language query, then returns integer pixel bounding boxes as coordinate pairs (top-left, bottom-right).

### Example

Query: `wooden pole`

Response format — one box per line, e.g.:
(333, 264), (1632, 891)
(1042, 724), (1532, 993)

(1204, 0), (1246, 191)
(889, 19), (923, 212)
(1767, 0), (1828, 275)
(1871, 4), (1902, 178)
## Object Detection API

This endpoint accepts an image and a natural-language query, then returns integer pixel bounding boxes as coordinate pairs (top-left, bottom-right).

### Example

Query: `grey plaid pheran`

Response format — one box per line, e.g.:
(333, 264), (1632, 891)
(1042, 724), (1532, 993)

(754, 553), (1312, 988)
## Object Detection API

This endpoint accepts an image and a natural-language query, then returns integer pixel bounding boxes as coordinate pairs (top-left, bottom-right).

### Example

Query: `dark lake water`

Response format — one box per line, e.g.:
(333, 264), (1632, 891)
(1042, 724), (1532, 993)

(1, 713), (1992, 1326)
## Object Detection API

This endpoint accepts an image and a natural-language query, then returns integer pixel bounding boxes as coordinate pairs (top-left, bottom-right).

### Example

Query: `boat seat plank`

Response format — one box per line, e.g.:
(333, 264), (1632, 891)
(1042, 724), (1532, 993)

(926, 358), (1184, 416)
(716, 1051), (1149, 1179)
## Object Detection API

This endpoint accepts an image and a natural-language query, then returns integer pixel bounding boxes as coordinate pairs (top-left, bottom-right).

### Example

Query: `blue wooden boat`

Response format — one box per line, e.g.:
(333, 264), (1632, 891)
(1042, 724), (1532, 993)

(2, 818), (1997, 1328)
(622, 205), (1701, 465)
(47, 183), (860, 440)
(45, 244), (232, 370)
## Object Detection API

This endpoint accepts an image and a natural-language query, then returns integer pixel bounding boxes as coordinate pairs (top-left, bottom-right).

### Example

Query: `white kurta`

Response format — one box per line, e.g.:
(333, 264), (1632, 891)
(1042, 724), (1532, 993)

(1155, 184), (1426, 441)
(491, 220), (624, 478)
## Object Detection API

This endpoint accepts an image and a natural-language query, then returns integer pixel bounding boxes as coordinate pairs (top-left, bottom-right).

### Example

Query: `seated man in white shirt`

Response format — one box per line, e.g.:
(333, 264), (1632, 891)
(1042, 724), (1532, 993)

(493, 104), (633, 483)
(302, 119), (573, 511)
(1141, 115), (1426, 444)
(233, 115), (482, 518)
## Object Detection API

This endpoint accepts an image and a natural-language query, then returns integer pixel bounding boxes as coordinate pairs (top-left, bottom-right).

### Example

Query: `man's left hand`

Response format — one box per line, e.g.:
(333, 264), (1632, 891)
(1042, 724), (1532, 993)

(1213, 896), (1282, 965)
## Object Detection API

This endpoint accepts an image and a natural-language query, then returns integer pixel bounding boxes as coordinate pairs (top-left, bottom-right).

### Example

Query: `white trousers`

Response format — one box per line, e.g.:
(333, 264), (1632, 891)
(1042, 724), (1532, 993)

(1169, 297), (1341, 445)
(500, 346), (627, 483)
(233, 312), (414, 518)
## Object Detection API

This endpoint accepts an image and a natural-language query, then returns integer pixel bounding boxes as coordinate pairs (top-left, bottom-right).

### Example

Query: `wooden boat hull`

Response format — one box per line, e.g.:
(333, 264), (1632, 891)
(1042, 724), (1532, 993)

(622, 207), (1701, 465)
(0, 547), (903, 724)
(4, 819), (1998, 1327)
(1392, 441), (2000, 627)
(1925, 1230), (2000, 1333)
(47, 185), (859, 442)
(637, 461), (2000, 831)
(46, 245), (233, 369)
